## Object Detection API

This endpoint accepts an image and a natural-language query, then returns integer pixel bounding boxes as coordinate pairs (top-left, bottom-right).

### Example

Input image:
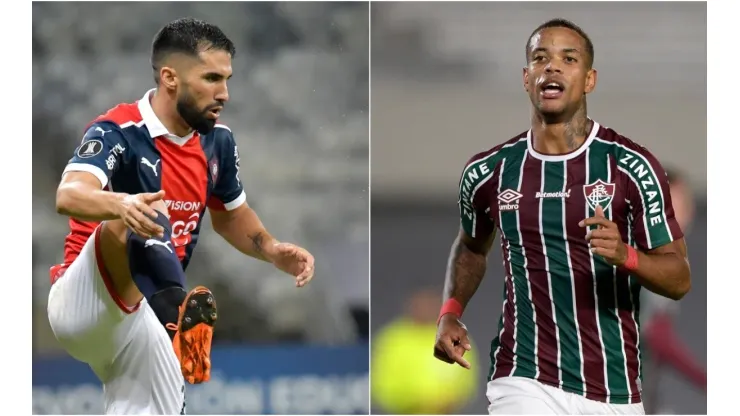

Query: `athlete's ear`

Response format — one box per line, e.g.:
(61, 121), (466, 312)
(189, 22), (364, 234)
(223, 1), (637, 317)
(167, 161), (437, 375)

(159, 66), (178, 92)
(584, 68), (597, 95)
(523, 67), (530, 93)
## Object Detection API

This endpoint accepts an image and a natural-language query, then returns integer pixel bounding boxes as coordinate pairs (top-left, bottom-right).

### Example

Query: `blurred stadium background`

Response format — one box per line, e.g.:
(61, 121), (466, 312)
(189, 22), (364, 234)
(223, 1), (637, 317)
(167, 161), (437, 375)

(32, 2), (368, 414)
(370, 2), (706, 415)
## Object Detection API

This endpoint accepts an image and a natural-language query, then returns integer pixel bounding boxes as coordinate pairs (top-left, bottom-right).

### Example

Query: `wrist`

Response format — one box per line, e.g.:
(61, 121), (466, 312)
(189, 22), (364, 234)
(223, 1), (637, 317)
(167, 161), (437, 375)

(437, 298), (464, 326)
(262, 239), (281, 262)
(112, 192), (131, 219)
(621, 244), (639, 272)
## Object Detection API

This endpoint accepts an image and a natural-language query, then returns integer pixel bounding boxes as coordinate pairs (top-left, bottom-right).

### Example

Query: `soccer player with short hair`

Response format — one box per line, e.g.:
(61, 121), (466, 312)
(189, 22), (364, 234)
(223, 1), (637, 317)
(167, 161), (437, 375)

(433, 19), (691, 415)
(47, 18), (315, 415)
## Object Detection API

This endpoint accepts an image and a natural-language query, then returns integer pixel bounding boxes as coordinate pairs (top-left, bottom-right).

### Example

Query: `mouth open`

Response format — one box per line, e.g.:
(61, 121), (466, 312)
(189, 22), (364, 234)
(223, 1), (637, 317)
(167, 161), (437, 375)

(540, 82), (564, 99)
(208, 108), (222, 118)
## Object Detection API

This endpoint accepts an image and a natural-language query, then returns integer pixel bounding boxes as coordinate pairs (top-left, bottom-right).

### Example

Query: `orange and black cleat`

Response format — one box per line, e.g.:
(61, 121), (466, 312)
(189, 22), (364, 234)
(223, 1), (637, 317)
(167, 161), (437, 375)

(171, 286), (218, 384)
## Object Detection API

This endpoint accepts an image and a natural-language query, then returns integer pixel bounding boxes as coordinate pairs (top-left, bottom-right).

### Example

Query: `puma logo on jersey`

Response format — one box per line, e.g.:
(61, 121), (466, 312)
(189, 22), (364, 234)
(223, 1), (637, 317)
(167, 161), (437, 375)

(95, 127), (112, 137)
(141, 157), (161, 176)
(144, 239), (173, 253)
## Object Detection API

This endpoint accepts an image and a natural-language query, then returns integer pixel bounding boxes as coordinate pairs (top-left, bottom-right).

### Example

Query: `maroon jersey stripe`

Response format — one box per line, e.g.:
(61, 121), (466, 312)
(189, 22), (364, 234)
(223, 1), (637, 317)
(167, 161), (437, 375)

(617, 218), (641, 401)
(517, 156), (560, 385)
(616, 269), (641, 401)
(492, 238), (516, 379)
(564, 155), (607, 400)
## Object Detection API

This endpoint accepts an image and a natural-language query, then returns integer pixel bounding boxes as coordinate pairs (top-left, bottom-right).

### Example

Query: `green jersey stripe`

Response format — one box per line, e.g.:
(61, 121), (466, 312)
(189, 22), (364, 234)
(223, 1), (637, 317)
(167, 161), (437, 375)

(497, 142), (535, 377)
(539, 160), (584, 393)
(588, 142), (629, 402)
(539, 159), (563, 385)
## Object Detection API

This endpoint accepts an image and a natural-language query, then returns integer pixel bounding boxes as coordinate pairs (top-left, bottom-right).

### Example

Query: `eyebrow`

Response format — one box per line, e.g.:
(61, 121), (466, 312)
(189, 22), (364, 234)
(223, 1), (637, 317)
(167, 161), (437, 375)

(531, 47), (582, 55)
(204, 72), (233, 80)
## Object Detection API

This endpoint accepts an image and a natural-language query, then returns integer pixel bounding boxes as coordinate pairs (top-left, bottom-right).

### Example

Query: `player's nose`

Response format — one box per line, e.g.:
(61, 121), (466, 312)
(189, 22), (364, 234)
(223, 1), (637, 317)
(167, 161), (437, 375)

(215, 86), (229, 103)
(544, 62), (563, 74)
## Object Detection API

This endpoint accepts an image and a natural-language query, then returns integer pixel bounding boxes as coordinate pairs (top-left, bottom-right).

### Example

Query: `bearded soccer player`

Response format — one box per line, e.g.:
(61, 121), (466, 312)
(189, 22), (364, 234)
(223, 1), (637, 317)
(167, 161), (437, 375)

(46, 18), (315, 415)
(433, 19), (690, 415)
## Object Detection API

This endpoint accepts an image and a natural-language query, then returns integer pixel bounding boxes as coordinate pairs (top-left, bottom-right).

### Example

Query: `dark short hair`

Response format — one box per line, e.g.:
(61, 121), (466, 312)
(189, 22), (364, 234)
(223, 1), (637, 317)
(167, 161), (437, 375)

(151, 17), (236, 83)
(526, 18), (594, 68)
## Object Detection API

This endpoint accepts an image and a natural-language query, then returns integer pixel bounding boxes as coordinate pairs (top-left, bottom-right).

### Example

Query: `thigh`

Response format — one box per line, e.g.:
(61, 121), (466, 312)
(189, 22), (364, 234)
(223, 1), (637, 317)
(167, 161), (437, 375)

(103, 304), (185, 415)
(570, 395), (645, 415)
(47, 229), (125, 367)
(488, 395), (559, 415)
(487, 377), (570, 415)
(577, 398), (645, 415)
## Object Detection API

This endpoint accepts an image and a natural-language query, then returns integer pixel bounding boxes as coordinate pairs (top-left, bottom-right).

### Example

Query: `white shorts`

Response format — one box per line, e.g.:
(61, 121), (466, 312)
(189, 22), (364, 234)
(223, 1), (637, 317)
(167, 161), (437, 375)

(486, 377), (645, 415)
(47, 226), (185, 415)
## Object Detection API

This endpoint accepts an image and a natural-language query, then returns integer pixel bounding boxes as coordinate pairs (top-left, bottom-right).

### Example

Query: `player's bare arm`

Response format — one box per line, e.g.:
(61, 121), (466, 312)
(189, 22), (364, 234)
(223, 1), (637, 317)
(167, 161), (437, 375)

(444, 229), (496, 308)
(210, 203), (315, 287)
(56, 171), (165, 238)
(581, 205), (691, 300)
(434, 227), (496, 369)
(210, 202), (276, 261)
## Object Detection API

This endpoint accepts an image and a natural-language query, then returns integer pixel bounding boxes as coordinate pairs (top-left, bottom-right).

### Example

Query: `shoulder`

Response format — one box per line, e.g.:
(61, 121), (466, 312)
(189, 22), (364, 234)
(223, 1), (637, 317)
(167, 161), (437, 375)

(81, 102), (144, 143)
(458, 131), (527, 197)
(594, 123), (669, 182)
(461, 130), (528, 172)
(594, 124), (660, 162)
(86, 101), (143, 131)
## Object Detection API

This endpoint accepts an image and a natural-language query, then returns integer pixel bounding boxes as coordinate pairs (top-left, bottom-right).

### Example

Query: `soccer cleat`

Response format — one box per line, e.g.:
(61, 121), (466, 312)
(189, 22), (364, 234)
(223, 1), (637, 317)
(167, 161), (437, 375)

(172, 286), (218, 384)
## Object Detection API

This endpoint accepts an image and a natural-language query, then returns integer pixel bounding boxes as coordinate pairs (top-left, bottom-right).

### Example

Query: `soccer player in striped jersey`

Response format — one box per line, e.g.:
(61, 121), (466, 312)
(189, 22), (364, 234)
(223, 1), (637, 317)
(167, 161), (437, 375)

(433, 19), (691, 415)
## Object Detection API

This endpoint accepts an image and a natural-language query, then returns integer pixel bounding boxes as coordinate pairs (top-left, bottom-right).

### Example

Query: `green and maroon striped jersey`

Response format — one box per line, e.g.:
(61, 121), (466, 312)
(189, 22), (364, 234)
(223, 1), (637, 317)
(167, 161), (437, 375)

(457, 120), (683, 405)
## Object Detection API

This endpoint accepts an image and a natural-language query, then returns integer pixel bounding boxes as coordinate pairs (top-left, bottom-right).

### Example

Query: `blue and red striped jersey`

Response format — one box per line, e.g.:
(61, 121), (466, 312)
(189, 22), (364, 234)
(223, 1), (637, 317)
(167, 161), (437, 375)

(53, 89), (246, 279)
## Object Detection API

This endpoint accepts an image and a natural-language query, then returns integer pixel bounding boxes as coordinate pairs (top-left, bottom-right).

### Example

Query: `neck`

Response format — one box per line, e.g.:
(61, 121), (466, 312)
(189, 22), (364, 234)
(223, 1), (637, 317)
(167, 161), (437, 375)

(531, 100), (592, 155)
(150, 88), (193, 137)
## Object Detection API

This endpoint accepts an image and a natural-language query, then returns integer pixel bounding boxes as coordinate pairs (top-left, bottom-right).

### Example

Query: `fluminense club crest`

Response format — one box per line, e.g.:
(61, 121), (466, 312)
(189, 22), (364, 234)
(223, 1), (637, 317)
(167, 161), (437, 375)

(583, 179), (615, 211)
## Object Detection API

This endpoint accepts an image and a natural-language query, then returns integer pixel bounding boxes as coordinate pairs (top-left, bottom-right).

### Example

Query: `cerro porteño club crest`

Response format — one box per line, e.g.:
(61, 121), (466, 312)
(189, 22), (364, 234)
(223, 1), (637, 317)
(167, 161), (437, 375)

(583, 179), (615, 211)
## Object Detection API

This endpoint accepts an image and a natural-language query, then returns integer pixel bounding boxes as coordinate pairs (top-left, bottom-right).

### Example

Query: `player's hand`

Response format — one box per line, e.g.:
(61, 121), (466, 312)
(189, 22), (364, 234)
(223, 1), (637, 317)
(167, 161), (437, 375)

(118, 190), (166, 239)
(267, 242), (315, 287)
(579, 204), (627, 266)
(434, 314), (472, 369)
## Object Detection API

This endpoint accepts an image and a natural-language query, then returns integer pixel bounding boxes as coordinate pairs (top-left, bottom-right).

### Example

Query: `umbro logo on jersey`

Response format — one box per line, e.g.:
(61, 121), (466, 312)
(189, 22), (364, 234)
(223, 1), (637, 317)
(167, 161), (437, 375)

(498, 189), (523, 211)
(141, 157), (161, 176)
(76, 140), (103, 159)
(584, 179), (615, 211)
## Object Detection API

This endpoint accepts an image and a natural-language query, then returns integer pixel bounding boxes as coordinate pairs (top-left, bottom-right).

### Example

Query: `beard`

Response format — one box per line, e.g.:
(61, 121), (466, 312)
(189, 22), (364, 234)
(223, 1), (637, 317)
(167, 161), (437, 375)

(176, 88), (221, 135)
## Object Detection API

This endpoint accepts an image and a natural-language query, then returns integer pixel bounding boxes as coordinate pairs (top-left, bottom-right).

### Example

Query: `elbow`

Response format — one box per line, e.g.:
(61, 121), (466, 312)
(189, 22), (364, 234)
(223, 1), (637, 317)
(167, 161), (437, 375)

(55, 186), (72, 216)
(209, 214), (227, 237)
(669, 268), (692, 301)
(672, 277), (691, 301)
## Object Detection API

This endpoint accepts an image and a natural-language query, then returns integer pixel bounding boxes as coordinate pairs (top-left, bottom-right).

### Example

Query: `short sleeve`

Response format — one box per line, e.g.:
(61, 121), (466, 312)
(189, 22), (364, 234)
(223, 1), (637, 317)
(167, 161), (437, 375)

(63, 121), (128, 189)
(623, 147), (684, 250)
(458, 155), (496, 239)
(207, 125), (246, 211)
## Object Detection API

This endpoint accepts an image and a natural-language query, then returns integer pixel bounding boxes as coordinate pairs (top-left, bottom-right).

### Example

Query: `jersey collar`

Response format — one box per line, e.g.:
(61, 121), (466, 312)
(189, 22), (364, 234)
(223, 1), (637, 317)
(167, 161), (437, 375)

(526, 119), (600, 162)
(138, 89), (196, 146)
